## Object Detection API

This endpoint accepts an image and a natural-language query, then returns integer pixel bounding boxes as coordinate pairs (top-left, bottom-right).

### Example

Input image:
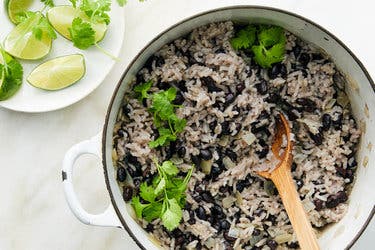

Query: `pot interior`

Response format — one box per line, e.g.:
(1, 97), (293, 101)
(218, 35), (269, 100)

(103, 6), (375, 250)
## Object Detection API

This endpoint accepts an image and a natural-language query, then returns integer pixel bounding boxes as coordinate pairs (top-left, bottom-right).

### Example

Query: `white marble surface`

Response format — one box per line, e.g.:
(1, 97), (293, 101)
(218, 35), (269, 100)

(0, 0), (373, 249)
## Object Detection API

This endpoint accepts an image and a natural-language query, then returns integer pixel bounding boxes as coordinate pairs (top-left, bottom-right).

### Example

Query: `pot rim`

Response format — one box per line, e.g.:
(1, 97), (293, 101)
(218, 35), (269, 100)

(102, 5), (375, 250)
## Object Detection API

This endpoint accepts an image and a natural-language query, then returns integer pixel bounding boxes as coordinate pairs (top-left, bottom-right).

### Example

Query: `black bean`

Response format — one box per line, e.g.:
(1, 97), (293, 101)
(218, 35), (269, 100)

(296, 179), (304, 190)
(191, 155), (201, 166)
(312, 53), (324, 61)
(201, 76), (221, 92)
(266, 93), (281, 103)
(288, 242), (300, 249)
(296, 98), (316, 112)
(200, 149), (212, 160)
(216, 48), (226, 54)
(117, 167), (127, 182)
(255, 80), (268, 95)
(252, 228), (261, 236)
(220, 220), (230, 230)
(233, 211), (241, 222)
(133, 178), (141, 189)
(156, 81), (169, 90)
(155, 56), (165, 67)
(309, 132), (323, 146)
(266, 240), (278, 250)
(175, 236), (185, 246)
(173, 91), (185, 105)
(293, 45), (302, 58)
(223, 231), (236, 242)
(236, 83), (245, 93)
(211, 204), (225, 220)
(225, 93), (236, 105)
(188, 211), (196, 225)
(280, 64), (287, 78)
(176, 80), (188, 92)
(221, 121), (231, 135)
(195, 185), (203, 194)
(299, 53), (310, 66)
(314, 199), (324, 211)
(336, 166), (347, 177)
(209, 121), (217, 132)
(267, 214), (277, 225)
(346, 169), (354, 183)
(332, 113), (343, 130)
(226, 149), (237, 162)
(256, 144), (269, 159)
(192, 194), (202, 203)
(117, 129), (127, 137)
(322, 113), (332, 131)
(232, 123), (242, 136)
(269, 64), (281, 79)
(326, 191), (347, 208)
(219, 185), (229, 193)
(145, 223), (154, 232)
(195, 206), (207, 220)
(211, 166), (222, 177)
(122, 186), (133, 202)
(291, 162), (297, 171)
(177, 146), (186, 158)
(236, 181), (246, 193)
(202, 191), (215, 203)
(348, 157), (358, 169)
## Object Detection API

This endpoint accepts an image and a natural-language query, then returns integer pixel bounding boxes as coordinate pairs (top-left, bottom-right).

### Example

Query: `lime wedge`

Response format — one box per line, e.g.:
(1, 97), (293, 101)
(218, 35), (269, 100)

(6, 0), (33, 24)
(27, 54), (85, 91)
(47, 6), (107, 42)
(4, 12), (52, 60)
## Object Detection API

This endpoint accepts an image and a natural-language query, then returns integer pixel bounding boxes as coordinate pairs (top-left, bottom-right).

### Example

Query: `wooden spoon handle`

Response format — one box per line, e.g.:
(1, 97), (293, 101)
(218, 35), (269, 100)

(272, 169), (320, 250)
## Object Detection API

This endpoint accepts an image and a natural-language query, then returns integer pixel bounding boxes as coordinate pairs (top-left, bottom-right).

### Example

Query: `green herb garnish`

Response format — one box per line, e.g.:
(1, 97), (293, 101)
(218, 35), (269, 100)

(131, 160), (193, 231)
(133, 81), (187, 148)
(15, 11), (57, 41)
(41, 0), (55, 7)
(0, 48), (23, 101)
(230, 24), (286, 68)
(134, 80), (152, 101)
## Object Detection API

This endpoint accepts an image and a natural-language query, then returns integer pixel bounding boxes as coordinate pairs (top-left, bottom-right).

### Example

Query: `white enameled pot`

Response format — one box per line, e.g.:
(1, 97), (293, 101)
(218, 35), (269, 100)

(62, 6), (375, 250)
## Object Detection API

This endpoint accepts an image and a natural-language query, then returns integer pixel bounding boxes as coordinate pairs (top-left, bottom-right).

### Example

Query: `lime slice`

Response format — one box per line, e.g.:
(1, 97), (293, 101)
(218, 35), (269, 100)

(6, 0), (33, 24)
(4, 12), (52, 60)
(27, 54), (85, 91)
(47, 6), (107, 42)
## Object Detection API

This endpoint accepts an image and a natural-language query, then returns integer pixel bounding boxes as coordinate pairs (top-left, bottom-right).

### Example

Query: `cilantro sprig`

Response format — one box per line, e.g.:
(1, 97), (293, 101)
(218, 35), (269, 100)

(0, 48), (23, 101)
(41, 0), (55, 7)
(133, 81), (187, 148)
(132, 160), (194, 231)
(230, 24), (286, 68)
(15, 11), (57, 41)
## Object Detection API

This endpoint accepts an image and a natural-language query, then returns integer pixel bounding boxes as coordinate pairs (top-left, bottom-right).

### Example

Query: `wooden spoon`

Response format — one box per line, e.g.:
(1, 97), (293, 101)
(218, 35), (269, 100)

(257, 114), (320, 250)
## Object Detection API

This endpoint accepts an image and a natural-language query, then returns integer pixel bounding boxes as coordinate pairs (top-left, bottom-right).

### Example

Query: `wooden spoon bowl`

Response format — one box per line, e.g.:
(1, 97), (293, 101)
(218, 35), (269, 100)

(257, 114), (320, 250)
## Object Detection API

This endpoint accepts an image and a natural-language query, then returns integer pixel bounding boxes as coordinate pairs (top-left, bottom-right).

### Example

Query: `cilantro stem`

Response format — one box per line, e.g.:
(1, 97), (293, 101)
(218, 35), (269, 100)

(94, 43), (120, 61)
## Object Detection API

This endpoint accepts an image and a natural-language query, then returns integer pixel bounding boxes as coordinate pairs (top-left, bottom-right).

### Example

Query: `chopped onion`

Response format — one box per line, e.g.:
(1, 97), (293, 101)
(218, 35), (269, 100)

(223, 156), (235, 169)
(228, 228), (240, 238)
(242, 132), (256, 145)
(218, 135), (229, 147)
(222, 196), (236, 208)
(201, 159), (213, 174)
(274, 233), (293, 244)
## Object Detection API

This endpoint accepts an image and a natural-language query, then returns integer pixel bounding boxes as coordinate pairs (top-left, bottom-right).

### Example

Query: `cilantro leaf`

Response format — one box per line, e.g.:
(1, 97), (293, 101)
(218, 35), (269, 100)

(230, 25), (256, 50)
(150, 88), (177, 121)
(230, 24), (286, 69)
(80, 0), (111, 25)
(160, 161), (179, 176)
(149, 127), (176, 148)
(134, 80), (152, 101)
(172, 117), (187, 133)
(131, 196), (149, 218)
(154, 178), (166, 196)
(41, 0), (55, 7)
(258, 26), (284, 48)
(69, 0), (77, 7)
(143, 202), (163, 222)
(116, 0), (127, 6)
(139, 182), (156, 202)
(69, 17), (96, 49)
(18, 12), (56, 41)
(161, 198), (183, 231)
(0, 49), (23, 101)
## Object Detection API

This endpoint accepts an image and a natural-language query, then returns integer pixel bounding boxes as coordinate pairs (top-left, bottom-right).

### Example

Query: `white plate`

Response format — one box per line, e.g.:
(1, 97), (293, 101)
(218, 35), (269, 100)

(0, 0), (125, 113)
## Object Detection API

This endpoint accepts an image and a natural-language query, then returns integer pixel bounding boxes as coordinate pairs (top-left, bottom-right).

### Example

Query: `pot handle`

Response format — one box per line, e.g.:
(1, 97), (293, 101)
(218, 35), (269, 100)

(62, 133), (122, 228)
